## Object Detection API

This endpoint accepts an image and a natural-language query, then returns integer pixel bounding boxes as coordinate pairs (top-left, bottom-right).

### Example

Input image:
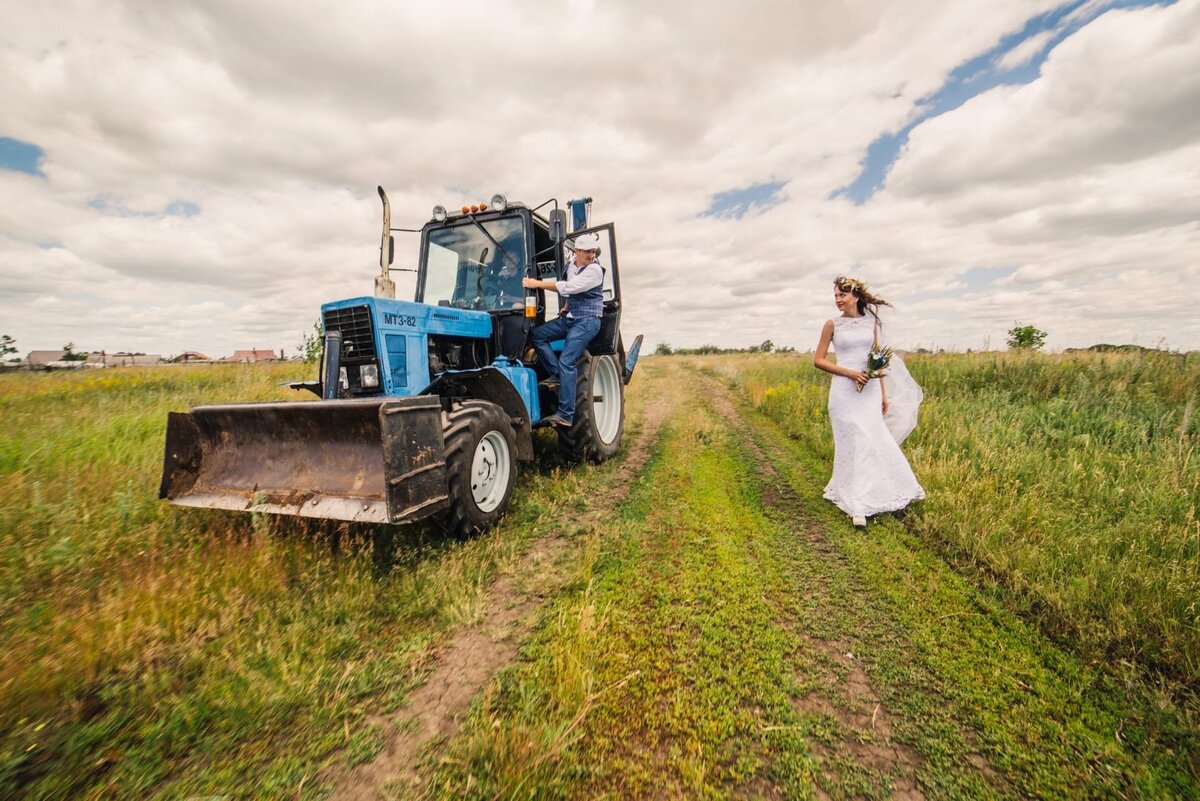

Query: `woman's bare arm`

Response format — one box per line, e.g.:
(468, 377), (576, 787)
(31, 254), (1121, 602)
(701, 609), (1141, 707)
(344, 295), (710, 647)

(814, 320), (868, 387)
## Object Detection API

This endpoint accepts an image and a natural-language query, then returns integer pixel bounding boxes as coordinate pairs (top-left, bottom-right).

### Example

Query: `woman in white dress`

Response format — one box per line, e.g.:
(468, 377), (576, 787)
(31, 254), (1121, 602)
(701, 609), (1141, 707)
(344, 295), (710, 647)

(813, 276), (925, 527)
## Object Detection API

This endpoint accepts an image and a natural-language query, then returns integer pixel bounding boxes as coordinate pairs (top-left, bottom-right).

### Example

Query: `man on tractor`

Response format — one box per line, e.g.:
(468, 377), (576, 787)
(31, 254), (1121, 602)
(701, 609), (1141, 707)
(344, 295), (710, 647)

(523, 232), (605, 428)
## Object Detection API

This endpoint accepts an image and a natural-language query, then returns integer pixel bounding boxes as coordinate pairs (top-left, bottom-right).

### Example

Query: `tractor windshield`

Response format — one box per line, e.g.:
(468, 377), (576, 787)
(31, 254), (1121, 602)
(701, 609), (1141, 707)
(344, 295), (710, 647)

(422, 216), (527, 312)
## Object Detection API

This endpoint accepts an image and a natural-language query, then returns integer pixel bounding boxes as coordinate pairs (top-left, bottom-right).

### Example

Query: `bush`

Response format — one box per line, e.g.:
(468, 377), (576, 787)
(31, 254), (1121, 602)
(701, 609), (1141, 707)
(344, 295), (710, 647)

(1007, 324), (1047, 350)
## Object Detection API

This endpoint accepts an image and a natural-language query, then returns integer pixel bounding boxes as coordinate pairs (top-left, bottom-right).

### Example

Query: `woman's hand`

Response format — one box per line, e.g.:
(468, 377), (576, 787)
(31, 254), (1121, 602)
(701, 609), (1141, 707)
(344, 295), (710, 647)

(881, 397), (890, 415)
(846, 369), (869, 388)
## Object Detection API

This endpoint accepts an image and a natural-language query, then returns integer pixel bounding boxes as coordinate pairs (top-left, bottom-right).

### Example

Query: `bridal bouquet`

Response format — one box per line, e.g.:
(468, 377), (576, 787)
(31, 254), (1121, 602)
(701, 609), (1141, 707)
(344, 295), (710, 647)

(856, 344), (894, 392)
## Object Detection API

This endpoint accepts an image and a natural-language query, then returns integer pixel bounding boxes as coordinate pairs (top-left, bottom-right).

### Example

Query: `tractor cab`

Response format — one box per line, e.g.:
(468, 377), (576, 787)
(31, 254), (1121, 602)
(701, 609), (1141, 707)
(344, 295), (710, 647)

(408, 197), (628, 371)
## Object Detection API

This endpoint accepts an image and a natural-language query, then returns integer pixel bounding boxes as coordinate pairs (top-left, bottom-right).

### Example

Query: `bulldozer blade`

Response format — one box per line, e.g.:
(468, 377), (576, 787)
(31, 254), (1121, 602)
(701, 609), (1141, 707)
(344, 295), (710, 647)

(159, 396), (450, 525)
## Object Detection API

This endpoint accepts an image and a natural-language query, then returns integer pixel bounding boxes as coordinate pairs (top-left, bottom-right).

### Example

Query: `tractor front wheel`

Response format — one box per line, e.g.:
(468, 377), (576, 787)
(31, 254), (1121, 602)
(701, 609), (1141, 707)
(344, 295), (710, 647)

(559, 352), (625, 463)
(438, 400), (517, 536)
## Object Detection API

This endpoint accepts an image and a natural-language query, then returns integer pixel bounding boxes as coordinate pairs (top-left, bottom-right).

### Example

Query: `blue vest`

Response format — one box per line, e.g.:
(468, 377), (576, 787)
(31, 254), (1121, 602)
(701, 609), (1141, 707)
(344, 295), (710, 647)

(562, 264), (605, 318)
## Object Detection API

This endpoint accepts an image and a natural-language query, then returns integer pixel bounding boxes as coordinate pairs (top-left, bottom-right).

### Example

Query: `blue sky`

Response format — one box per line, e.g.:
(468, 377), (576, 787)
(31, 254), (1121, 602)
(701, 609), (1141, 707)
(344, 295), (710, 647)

(701, 2), (1173, 217)
(86, 195), (201, 218)
(834, 0), (1175, 204)
(0, 137), (45, 177)
(702, 181), (788, 219)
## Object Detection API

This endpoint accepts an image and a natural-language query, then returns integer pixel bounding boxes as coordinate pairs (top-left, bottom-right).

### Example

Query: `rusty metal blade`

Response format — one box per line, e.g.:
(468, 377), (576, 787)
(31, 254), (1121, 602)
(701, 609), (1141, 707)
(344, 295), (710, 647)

(160, 397), (448, 524)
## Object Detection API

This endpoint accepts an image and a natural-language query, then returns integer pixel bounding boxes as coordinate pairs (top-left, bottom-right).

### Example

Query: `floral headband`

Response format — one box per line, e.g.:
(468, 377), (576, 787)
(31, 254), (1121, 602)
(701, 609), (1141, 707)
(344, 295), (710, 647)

(834, 275), (868, 295)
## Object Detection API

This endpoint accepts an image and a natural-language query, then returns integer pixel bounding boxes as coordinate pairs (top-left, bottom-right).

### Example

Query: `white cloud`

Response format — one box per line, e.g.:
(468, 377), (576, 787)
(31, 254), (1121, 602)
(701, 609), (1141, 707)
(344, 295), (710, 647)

(858, 0), (1200, 350)
(0, 0), (1195, 361)
(888, 2), (1200, 195)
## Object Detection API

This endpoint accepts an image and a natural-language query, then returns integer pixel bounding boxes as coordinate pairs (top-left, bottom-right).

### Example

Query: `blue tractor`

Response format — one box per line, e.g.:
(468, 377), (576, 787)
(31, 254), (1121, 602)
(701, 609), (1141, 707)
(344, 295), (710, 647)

(160, 189), (642, 535)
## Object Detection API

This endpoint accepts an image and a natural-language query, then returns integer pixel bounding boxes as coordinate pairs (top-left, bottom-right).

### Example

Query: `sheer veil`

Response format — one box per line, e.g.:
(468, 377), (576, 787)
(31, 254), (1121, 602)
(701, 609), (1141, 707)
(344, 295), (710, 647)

(873, 309), (923, 444)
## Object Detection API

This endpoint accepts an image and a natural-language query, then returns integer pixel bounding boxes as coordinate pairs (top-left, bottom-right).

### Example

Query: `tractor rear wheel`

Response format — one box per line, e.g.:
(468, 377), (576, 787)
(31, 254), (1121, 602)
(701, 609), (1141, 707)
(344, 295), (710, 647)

(438, 400), (517, 536)
(559, 352), (624, 463)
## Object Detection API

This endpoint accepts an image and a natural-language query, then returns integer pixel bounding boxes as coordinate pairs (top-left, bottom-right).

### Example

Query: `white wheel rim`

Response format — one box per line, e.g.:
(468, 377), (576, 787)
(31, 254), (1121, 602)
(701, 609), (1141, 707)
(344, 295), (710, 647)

(592, 356), (623, 445)
(471, 430), (512, 513)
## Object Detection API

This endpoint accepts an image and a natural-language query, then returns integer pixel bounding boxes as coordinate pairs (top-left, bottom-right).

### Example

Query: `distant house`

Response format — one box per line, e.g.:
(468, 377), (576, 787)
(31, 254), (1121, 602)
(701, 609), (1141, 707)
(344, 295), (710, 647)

(26, 350), (69, 368)
(108, 352), (162, 367)
(228, 349), (280, 363)
(23, 350), (159, 369)
(25, 350), (94, 368)
(170, 351), (211, 363)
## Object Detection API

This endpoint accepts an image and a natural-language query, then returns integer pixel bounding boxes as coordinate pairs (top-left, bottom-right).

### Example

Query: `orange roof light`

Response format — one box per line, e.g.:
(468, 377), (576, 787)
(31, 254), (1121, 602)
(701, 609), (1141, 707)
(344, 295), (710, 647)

(461, 205), (470, 214)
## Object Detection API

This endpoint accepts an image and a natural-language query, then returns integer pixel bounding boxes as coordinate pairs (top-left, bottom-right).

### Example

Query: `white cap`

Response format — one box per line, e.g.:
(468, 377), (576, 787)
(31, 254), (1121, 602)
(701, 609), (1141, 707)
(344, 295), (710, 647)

(573, 233), (600, 251)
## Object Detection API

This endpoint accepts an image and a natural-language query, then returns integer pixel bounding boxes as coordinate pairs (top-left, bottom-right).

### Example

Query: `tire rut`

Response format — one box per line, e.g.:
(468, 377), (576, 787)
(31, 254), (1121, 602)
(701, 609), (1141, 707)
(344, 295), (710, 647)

(701, 372), (928, 801)
(326, 373), (677, 800)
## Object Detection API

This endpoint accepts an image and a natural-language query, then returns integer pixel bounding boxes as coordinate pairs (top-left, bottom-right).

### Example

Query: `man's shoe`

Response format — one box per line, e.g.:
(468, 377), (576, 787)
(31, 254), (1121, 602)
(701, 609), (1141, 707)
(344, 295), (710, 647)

(541, 414), (571, 428)
(539, 379), (560, 392)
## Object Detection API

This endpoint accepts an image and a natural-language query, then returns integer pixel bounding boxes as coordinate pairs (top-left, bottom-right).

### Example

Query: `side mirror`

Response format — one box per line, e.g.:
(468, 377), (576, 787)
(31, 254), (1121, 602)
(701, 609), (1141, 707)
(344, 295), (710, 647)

(387, 235), (394, 266)
(548, 209), (567, 243)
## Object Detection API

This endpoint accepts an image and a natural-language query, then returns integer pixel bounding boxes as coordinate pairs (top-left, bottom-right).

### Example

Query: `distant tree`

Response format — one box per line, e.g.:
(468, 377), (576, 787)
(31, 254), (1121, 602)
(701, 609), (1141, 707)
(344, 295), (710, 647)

(1007, 324), (1047, 351)
(61, 342), (87, 361)
(0, 334), (16, 360)
(654, 342), (673, 356)
(759, 339), (774, 353)
(299, 320), (324, 363)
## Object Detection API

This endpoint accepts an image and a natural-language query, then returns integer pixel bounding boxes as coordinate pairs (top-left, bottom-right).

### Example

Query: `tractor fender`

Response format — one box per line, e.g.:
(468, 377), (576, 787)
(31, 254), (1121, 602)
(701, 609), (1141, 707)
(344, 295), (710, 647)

(422, 367), (534, 460)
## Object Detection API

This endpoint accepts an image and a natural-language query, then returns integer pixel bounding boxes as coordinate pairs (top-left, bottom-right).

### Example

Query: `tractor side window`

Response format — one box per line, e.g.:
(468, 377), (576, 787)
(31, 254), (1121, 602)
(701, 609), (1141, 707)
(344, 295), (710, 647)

(594, 229), (617, 302)
(543, 282), (562, 319)
(564, 228), (616, 302)
(425, 243), (459, 306)
(532, 220), (560, 318)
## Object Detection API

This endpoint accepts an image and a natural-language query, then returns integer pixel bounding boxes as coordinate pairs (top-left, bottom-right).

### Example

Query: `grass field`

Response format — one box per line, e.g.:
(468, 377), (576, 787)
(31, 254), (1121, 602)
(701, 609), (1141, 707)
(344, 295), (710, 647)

(0, 364), (645, 799)
(1, 353), (1196, 799)
(713, 349), (1200, 687)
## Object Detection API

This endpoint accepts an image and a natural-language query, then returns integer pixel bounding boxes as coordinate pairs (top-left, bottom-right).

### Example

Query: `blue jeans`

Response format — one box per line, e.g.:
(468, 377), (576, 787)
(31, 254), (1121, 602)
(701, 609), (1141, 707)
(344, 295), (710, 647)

(531, 315), (601, 422)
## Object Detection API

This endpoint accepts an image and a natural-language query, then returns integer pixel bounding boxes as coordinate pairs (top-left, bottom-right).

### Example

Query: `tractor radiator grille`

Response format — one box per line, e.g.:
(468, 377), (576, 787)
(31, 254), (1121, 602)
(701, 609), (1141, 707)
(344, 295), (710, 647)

(323, 305), (377, 363)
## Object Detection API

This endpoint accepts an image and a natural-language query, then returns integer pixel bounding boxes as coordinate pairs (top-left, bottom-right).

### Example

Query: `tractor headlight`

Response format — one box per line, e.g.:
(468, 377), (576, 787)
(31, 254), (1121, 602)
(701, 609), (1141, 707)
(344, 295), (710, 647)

(360, 364), (380, 388)
(490, 194), (508, 212)
(338, 367), (348, 390)
(432, 205), (448, 222)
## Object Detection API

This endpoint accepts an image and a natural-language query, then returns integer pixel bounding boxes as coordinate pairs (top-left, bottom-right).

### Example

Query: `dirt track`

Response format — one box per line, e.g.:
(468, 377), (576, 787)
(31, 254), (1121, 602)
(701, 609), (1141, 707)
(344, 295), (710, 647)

(327, 377), (677, 799)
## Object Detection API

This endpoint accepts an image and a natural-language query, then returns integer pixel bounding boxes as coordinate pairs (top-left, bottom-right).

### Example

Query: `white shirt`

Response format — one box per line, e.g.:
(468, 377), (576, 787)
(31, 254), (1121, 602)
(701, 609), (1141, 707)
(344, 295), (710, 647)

(555, 259), (603, 296)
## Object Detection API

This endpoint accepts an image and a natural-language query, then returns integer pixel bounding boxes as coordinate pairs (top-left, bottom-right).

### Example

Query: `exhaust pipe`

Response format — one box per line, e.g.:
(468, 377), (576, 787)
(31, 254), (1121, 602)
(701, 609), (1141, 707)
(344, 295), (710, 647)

(375, 186), (396, 298)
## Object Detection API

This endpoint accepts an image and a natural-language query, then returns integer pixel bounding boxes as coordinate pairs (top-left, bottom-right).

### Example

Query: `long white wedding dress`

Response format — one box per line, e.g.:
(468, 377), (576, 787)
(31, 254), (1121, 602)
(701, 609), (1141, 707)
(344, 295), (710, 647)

(823, 314), (925, 518)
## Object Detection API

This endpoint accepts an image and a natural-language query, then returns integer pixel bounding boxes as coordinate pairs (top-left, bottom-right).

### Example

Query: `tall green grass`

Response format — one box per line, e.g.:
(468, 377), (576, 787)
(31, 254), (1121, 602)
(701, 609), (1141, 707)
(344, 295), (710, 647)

(0, 364), (632, 799)
(705, 350), (1200, 687)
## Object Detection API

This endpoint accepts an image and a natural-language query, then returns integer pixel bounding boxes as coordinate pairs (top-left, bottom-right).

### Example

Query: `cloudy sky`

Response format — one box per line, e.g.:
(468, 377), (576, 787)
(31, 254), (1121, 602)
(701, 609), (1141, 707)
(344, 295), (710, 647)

(2, 0), (1198, 358)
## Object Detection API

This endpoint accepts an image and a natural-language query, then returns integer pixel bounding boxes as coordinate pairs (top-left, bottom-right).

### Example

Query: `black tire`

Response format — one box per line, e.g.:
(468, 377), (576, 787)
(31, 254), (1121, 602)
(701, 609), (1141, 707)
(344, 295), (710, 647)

(437, 400), (517, 536)
(558, 352), (625, 463)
